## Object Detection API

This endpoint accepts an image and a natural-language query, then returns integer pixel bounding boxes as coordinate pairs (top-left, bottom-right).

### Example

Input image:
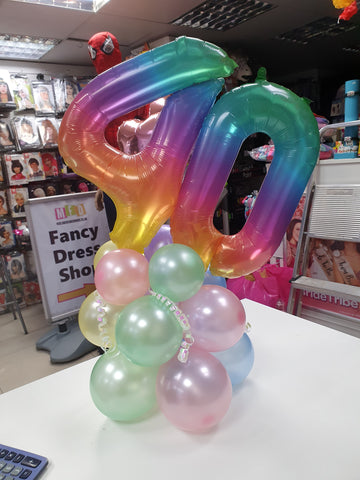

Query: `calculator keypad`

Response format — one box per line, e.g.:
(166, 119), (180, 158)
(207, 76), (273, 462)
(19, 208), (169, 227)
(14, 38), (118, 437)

(0, 445), (48, 480)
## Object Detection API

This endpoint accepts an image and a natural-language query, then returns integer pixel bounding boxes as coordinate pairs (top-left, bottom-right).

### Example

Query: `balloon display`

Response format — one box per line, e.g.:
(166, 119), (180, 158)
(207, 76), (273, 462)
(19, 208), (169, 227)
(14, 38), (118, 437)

(58, 37), (236, 252)
(170, 68), (320, 277)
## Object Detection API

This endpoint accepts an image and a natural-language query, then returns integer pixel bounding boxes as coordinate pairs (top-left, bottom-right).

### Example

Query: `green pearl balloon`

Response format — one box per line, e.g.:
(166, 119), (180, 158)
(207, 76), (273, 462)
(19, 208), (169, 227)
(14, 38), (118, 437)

(115, 295), (183, 367)
(148, 243), (205, 302)
(90, 348), (158, 422)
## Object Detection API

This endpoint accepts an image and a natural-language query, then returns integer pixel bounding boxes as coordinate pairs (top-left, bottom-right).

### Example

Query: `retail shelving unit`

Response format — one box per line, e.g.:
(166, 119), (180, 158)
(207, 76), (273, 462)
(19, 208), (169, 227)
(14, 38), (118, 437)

(287, 120), (360, 337)
(0, 254), (27, 333)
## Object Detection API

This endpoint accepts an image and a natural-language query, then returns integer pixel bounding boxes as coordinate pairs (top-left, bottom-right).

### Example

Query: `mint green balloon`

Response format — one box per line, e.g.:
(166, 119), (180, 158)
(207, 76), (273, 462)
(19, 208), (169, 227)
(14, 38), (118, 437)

(115, 295), (183, 367)
(149, 243), (205, 302)
(90, 348), (158, 422)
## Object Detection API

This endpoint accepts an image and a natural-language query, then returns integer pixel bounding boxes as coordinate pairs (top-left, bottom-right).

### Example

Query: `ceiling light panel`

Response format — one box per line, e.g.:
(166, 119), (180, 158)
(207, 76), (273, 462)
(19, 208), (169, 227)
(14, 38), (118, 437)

(10, 0), (110, 12)
(171, 0), (276, 32)
(277, 17), (359, 45)
(0, 34), (60, 60)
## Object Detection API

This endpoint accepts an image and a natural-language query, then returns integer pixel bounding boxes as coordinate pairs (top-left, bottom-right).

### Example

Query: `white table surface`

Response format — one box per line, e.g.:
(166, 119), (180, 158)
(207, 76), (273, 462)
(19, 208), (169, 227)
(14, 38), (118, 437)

(1, 299), (360, 480)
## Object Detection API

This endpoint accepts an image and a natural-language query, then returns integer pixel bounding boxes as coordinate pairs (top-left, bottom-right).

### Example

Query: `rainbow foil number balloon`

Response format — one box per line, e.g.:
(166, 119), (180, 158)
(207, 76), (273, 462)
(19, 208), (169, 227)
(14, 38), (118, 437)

(58, 37), (319, 432)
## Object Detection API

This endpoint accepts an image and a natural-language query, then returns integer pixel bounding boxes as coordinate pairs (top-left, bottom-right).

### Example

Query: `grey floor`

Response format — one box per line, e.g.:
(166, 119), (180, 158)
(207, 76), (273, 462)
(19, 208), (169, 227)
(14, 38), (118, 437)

(0, 303), (99, 394)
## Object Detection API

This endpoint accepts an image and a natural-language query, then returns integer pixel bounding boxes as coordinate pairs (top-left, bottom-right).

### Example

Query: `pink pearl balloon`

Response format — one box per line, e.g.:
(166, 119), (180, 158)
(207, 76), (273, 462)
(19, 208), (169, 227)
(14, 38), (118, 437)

(156, 347), (232, 432)
(94, 249), (150, 305)
(179, 285), (246, 352)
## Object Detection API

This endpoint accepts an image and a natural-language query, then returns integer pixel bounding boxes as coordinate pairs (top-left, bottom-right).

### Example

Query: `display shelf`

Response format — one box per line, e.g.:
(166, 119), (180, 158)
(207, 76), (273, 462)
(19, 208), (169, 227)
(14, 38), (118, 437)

(287, 120), (360, 337)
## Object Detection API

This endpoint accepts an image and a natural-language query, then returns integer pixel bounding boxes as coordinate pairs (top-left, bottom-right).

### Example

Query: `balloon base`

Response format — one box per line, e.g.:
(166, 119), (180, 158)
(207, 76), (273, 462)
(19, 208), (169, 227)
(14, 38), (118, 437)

(36, 317), (97, 364)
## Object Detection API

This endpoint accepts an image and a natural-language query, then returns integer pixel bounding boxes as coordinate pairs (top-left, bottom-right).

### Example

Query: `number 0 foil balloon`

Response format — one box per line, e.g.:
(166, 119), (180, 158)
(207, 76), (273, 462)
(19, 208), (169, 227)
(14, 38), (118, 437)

(58, 37), (237, 252)
(171, 68), (320, 278)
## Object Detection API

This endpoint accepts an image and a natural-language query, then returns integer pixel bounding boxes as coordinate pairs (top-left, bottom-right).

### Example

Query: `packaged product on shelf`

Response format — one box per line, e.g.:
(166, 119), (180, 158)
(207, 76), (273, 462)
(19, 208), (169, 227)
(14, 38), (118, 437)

(0, 70), (16, 110)
(32, 81), (56, 115)
(5, 252), (27, 282)
(64, 78), (79, 108)
(28, 183), (46, 198)
(52, 78), (66, 114)
(4, 153), (29, 185)
(12, 115), (42, 150)
(41, 151), (59, 177)
(10, 74), (35, 111)
(23, 249), (37, 281)
(11, 281), (26, 308)
(0, 189), (9, 215)
(61, 181), (74, 194)
(0, 288), (8, 314)
(0, 220), (15, 250)
(23, 280), (41, 305)
(76, 76), (94, 91)
(24, 152), (45, 181)
(13, 219), (31, 249)
(0, 117), (17, 152)
(7, 186), (28, 217)
(44, 182), (58, 196)
(36, 116), (58, 147)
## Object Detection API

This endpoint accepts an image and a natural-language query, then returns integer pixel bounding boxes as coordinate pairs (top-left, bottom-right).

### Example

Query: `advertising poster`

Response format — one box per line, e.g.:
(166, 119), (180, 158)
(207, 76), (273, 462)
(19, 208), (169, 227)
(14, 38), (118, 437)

(25, 191), (109, 322)
(302, 238), (360, 320)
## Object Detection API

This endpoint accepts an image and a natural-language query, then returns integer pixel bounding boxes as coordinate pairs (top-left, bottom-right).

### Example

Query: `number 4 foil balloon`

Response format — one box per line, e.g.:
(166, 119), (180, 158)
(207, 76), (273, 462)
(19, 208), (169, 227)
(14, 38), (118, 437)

(58, 37), (237, 252)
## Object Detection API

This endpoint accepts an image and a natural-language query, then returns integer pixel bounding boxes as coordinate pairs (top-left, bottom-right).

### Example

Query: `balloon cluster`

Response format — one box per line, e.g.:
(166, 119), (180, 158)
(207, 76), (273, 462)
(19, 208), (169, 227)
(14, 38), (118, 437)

(59, 36), (319, 433)
(79, 227), (253, 432)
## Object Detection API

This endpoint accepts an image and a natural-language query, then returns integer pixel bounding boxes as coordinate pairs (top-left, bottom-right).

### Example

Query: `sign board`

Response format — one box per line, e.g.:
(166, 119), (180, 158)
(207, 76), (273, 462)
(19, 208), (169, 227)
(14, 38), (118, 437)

(25, 191), (110, 322)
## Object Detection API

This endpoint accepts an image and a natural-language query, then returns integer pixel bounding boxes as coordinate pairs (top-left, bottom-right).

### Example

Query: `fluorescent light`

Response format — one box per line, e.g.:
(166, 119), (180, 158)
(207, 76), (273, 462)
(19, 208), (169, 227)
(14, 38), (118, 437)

(10, 0), (110, 12)
(171, 0), (276, 32)
(0, 34), (60, 60)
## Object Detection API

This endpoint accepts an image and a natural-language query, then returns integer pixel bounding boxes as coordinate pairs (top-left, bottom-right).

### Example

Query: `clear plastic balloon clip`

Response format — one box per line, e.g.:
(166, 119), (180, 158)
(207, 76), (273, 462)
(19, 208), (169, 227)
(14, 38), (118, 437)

(150, 290), (194, 363)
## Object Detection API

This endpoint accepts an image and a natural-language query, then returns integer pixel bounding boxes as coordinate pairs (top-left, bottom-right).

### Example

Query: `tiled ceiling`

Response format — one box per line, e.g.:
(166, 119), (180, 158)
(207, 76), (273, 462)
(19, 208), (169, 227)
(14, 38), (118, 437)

(0, 0), (358, 79)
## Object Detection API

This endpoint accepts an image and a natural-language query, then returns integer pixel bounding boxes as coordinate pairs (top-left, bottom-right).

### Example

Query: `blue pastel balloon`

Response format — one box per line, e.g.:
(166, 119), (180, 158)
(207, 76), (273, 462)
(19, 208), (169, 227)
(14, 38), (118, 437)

(212, 333), (254, 389)
(203, 267), (227, 288)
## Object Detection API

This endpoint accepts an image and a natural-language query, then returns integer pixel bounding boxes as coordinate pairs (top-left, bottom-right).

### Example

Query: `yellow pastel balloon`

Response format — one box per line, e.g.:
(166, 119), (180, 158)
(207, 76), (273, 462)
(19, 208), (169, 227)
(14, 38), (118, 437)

(79, 290), (124, 349)
(93, 240), (118, 269)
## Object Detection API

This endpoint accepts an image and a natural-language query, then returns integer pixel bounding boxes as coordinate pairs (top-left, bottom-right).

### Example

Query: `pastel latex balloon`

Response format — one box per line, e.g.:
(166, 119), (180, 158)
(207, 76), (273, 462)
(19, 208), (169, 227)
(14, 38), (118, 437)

(212, 333), (254, 389)
(148, 244), (205, 302)
(78, 290), (124, 349)
(58, 37), (236, 252)
(144, 224), (172, 261)
(203, 267), (227, 288)
(115, 295), (183, 367)
(156, 347), (232, 432)
(179, 285), (246, 352)
(170, 68), (320, 278)
(93, 240), (118, 269)
(94, 249), (149, 305)
(90, 348), (158, 422)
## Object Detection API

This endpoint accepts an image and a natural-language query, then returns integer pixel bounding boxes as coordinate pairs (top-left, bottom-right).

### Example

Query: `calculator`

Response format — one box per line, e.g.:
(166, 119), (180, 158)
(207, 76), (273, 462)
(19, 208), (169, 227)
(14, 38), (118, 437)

(0, 444), (48, 479)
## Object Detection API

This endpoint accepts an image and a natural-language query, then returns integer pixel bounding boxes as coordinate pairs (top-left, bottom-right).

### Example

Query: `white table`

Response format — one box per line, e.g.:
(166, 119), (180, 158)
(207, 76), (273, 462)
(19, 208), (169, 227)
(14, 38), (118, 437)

(1, 299), (360, 480)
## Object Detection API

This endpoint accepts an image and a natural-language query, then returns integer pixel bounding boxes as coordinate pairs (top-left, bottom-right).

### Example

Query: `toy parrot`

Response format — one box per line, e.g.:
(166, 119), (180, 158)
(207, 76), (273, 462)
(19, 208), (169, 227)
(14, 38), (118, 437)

(88, 31), (149, 148)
